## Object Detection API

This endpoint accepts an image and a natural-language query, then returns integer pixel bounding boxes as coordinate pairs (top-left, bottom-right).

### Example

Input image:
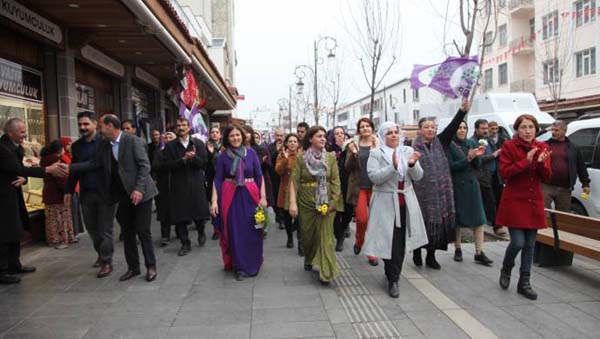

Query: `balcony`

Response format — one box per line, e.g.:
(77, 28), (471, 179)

(509, 0), (534, 18)
(510, 79), (535, 93)
(509, 36), (534, 54)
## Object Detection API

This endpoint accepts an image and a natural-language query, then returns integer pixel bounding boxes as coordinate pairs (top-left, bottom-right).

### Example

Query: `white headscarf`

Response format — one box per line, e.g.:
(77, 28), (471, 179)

(378, 122), (404, 181)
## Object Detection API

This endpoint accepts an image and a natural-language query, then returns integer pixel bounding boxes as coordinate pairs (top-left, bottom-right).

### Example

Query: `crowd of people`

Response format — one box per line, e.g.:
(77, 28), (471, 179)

(0, 99), (592, 301)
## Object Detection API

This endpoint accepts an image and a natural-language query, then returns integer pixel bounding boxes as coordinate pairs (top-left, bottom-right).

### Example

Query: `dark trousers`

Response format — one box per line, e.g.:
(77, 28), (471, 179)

(334, 203), (354, 240)
(80, 191), (117, 264)
(176, 219), (205, 244)
(160, 221), (172, 239)
(480, 185), (497, 228)
(116, 199), (156, 270)
(503, 228), (537, 274)
(283, 211), (299, 240)
(492, 173), (503, 210)
(0, 243), (21, 272)
(383, 207), (407, 283)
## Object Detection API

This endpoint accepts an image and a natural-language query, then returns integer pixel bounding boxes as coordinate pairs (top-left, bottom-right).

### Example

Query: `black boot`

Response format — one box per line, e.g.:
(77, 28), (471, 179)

(178, 240), (191, 256)
(413, 249), (423, 267)
(388, 281), (399, 298)
(425, 250), (441, 270)
(197, 223), (206, 247)
(517, 272), (538, 300)
(335, 237), (344, 252)
(499, 264), (513, 290)
(286, 232), (294, 248)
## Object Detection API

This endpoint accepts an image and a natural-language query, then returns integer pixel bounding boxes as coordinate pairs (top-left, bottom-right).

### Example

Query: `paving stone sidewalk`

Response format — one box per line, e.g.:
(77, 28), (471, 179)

(1, 219), (600, 338)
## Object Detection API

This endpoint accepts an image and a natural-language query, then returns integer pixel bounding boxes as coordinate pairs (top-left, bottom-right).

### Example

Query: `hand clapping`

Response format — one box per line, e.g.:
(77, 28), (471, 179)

(408, 151), (421, 166)
(537, 149), (552, 163)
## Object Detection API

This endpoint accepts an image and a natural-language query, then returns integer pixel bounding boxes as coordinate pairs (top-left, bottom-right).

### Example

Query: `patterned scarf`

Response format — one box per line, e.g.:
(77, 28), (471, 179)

(412, 135), (455, 227)
(226, 146), (247, 187)
(303, 148), (329, 207)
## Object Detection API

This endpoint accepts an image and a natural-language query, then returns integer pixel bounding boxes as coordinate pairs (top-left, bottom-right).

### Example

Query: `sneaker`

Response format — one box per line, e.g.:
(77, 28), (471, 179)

(454, 248), (463, 262)
(55, 244), (68, 250)
(474, 252), (494, 266)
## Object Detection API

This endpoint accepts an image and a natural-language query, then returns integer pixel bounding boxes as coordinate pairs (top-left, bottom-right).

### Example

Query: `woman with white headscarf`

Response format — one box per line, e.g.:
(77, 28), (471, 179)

(363, 122), (429, 298)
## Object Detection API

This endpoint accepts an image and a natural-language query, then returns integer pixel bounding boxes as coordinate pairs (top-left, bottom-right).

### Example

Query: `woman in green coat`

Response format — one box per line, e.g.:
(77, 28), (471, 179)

(447, 121), (493, 266)
(289, 126), (342, 285)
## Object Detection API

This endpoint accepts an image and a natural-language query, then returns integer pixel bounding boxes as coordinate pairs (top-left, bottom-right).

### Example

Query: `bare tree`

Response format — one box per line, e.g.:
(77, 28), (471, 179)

(324, 55), (345, 128)
(345, 0), (400, 121)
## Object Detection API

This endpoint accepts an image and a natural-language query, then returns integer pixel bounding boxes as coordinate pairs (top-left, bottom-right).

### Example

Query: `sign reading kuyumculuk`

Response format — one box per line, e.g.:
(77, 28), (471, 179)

(0, 0), (63, 44)
(0, 58), (43, 103)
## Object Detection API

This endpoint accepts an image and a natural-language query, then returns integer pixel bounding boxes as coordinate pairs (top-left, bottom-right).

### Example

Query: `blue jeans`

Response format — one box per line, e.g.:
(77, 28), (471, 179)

(502, 228), (538, 274)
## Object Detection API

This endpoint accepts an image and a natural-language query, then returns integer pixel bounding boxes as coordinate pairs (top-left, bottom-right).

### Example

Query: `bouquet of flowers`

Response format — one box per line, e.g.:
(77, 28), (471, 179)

(254, 206), (276, 230)
(316, 204), (329, 216)
(478, 139), (488, 147)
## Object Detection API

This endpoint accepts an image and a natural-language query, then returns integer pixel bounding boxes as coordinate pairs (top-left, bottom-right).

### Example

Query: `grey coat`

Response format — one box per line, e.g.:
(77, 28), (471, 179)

(363, 146), (429, 259)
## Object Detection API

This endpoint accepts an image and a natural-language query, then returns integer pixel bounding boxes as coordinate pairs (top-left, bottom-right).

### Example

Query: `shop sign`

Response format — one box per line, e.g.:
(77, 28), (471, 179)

(0, 0), (63, 44)
(76, 83), (95, 112)
(81, 45), (125, 77)
(135, 67), (160, 89)
(0, 58), (42, 103)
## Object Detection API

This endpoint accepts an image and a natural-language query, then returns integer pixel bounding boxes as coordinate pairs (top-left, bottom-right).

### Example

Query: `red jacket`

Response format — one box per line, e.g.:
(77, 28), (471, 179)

(495, 137), (552, 229)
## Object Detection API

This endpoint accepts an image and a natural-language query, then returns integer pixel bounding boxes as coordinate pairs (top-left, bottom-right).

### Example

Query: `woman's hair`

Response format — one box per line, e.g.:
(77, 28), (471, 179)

(513, 114), (540, 133)
(241, 125), (257, 146)
(302, 125), (327, 150)
(284, 133), (299, 148)
(356, 118), (374, 135)
(222, 124), (247, 148)
(418, 116), (437, 128)
(40, 140), (63, 157)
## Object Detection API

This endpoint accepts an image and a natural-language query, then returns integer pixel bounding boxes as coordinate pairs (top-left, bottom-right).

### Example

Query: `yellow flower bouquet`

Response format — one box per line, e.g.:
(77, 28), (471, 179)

(254, 206), (275, 230)
(316, 204), (329, 216)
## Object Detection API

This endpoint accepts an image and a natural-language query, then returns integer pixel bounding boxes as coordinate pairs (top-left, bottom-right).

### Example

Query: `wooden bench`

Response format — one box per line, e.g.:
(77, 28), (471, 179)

(534, 208), (600, 267)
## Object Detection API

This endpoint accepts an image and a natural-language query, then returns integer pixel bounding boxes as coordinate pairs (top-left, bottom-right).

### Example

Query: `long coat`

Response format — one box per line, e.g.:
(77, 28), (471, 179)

(447, 139), (487, 228)
(363, 146), (429, 259)
(274, 150), (298, 210)
(344, 136), (380, 205)
(155, 137), (210, 224)
(0, 134), (46, 243)
(496, 137), (552, 229)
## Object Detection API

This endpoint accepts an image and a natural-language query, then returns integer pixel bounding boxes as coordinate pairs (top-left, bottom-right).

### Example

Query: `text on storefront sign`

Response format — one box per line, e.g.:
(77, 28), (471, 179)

(0, 58), (42, 102)
(0, 0), (63, 44)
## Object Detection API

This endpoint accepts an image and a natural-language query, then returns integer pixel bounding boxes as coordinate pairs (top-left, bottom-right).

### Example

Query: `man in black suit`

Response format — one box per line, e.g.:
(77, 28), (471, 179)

(70, 114), (159, 282)
(0, 118), (67, 284)
(65, 112), (117, 278)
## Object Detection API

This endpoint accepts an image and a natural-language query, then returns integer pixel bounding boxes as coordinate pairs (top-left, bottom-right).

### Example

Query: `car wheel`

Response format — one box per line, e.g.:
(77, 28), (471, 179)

(570, 201), (588, 216)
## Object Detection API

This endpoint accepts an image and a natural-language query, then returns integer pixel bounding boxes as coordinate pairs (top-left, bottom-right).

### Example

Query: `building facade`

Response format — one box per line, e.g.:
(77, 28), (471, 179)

(480, 0), (599, 120)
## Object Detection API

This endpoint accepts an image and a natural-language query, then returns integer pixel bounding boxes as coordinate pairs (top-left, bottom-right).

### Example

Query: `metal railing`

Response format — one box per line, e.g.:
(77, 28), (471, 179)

(509, 35), (534, 50)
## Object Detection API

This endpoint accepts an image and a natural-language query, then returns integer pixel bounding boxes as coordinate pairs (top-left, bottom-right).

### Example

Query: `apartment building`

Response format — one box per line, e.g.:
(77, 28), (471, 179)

(335, 79), (445, 134)
(480, 0), (599, 120)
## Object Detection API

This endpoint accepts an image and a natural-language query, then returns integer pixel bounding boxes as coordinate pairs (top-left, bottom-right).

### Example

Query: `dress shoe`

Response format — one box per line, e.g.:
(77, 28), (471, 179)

(197, 232), (207, 247)
(474, 252), (494, 266)
(146, 266), (157, 282)
(286, 235), (294, 248)
(178, 241), (191, 256)
(93, 257), (102, 268)
(388, 281), (399, 298)
(454, 248), (463, 262)
(97, 264), (113, 278)
(0, 274), (21, 284)
(211, 232), (219, 240)
(6, 265), (36, 274)
(413, 249), (423, 267)
(353, 244), (361, 255)
(368, 259), (379, 266)
(119, 269), (141, 281)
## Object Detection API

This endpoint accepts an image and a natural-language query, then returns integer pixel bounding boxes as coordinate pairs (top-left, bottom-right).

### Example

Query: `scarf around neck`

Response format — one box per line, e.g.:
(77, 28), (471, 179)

(226, 146), (247, 186)
(303, 147), (329, 207)
(412, 135), (455, 227)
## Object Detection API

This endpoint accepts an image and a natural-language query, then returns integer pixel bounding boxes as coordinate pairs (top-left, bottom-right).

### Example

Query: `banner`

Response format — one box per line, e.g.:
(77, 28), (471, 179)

(179, 101), (208, 142)
(410, 56), (480, 99)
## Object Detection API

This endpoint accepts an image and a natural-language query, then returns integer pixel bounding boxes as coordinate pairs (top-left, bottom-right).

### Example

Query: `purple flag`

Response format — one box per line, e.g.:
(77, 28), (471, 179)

(410, 56), (480, 99)
(179, 101), (208, 142)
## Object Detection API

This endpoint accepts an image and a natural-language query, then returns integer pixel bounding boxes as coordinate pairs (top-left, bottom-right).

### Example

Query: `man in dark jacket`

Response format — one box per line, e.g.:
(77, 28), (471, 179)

(470, 119), (504, 235)
(268, 128), (285, 228)
(488, 121), (506, 214)
(154, 118), (210, 256)
(0, 118), (66, 284)
(543, 120), (591, 211)
(65, 112), (117, 278)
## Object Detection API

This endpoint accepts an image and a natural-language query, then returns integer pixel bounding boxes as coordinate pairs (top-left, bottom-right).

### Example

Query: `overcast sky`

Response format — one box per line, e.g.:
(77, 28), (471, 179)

(234, 0), (464, 119)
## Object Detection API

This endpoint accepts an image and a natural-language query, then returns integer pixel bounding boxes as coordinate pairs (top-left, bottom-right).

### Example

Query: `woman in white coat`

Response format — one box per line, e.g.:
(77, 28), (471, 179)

(363, 122), (429, 298)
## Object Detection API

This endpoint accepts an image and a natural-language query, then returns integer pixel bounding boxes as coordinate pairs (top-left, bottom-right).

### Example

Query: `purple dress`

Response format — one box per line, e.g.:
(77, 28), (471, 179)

(214, 147), (264, 276)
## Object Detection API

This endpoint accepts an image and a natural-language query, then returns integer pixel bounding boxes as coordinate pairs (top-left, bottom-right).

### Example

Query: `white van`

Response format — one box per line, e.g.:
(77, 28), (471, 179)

(437, 93), (555, 141)
(566, 118), (600, 218)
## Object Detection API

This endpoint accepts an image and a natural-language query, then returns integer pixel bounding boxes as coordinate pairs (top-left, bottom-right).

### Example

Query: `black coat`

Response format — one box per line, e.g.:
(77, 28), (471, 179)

(546, 137), (591, 190)
(154, 137), (210, 224)
(153, 148), (170, 223)
(0, 135), (46, 243)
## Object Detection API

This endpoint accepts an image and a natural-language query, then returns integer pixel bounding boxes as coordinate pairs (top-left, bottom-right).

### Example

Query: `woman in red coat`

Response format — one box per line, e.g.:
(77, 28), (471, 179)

(496, 114), (552, 300)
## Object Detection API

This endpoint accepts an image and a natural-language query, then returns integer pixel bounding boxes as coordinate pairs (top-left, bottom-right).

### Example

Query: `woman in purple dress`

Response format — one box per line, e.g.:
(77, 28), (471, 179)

(211, 125), (268, 280)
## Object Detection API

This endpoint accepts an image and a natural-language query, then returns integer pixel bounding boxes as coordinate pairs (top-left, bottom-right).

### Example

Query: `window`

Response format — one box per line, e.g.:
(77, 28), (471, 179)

(575, 47), (596, 77)
(484, 31), (493, 53)
(484, 68), (493, 90)
(542, 11), (559, 40)
(499, 24), (507, 47)
(569, 128), (599, 167)
(543, 58), (560, 84)
(574, 0), (596, 27)
(412, 88), (419, 102)
(412, 110), (420, 122)
(498, 63), (508, 85)
(337, 112), (349, 122)
(530, 18), (535, 38)
(403, 89), (407, 103)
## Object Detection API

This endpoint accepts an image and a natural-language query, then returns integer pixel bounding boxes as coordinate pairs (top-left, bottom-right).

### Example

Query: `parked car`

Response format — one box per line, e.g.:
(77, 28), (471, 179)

(566, 118), (600, 218)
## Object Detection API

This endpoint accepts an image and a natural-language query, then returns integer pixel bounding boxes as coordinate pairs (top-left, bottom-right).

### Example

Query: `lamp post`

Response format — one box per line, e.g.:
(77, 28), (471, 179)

(294, 36), (337, 125)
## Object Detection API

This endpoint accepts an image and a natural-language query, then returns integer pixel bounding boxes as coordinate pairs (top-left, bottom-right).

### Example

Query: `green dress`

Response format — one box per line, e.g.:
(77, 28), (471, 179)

(291, 152), (342, 282)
